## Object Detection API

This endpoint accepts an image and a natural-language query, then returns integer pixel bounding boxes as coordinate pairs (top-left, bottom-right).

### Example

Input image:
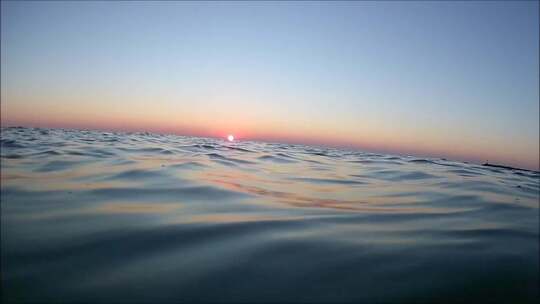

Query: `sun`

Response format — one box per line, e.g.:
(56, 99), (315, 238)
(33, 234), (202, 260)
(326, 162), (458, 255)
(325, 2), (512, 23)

(227, 135), (234, 142)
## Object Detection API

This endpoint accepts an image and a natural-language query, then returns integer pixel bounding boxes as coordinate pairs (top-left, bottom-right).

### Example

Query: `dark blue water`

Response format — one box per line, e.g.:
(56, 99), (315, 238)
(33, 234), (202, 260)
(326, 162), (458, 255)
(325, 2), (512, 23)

(1, 127), (539, 303)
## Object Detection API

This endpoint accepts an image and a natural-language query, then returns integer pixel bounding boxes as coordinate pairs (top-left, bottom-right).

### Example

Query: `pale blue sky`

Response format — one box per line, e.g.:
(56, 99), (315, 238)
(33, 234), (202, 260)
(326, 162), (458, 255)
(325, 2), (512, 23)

(1, 1), (539, 169)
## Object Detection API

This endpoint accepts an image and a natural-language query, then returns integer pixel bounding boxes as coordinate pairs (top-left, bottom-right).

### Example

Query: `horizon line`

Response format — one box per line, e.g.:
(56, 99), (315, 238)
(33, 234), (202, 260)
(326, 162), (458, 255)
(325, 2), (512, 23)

(2, 122), (537, 173)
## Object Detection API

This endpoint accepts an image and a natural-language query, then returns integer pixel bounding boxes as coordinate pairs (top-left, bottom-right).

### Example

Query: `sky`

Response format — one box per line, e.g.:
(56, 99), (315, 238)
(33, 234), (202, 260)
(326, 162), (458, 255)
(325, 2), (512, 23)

(1, 1), (539, 170)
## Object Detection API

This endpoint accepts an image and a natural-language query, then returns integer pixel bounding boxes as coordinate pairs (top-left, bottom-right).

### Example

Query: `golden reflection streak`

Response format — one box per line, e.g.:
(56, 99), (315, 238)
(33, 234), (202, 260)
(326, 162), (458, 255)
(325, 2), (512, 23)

(178, 214), (305, 224)
(205, 178), (459, 213)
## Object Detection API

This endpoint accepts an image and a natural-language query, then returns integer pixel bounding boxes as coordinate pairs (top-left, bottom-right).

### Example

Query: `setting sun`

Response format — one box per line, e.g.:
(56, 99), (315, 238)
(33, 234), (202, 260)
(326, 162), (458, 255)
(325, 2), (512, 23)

(227, 135), (234, 142)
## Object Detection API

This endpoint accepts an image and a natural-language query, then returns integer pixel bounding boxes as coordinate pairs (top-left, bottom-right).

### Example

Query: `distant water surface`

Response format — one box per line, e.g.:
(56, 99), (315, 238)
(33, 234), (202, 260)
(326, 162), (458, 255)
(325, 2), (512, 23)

(1, 127), (539, 303)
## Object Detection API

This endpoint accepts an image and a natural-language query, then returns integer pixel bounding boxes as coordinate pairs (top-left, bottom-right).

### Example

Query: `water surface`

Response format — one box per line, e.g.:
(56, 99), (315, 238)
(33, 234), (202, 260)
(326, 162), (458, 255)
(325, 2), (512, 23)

(1, 127), (539, 302)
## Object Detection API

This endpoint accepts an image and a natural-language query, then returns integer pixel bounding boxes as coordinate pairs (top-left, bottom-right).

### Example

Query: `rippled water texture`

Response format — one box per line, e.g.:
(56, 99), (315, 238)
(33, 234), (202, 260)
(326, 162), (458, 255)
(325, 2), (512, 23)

(1, 127), (539, 302)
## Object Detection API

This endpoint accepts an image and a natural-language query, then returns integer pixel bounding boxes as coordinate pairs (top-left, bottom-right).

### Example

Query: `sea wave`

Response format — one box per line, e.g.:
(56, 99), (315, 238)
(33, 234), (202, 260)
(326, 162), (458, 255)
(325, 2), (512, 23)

(1, 127), (538, 303)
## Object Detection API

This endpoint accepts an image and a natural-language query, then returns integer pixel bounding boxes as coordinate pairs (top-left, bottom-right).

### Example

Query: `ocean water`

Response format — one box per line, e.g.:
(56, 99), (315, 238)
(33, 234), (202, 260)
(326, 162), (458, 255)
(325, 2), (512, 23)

(1, 127), (538, 303)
